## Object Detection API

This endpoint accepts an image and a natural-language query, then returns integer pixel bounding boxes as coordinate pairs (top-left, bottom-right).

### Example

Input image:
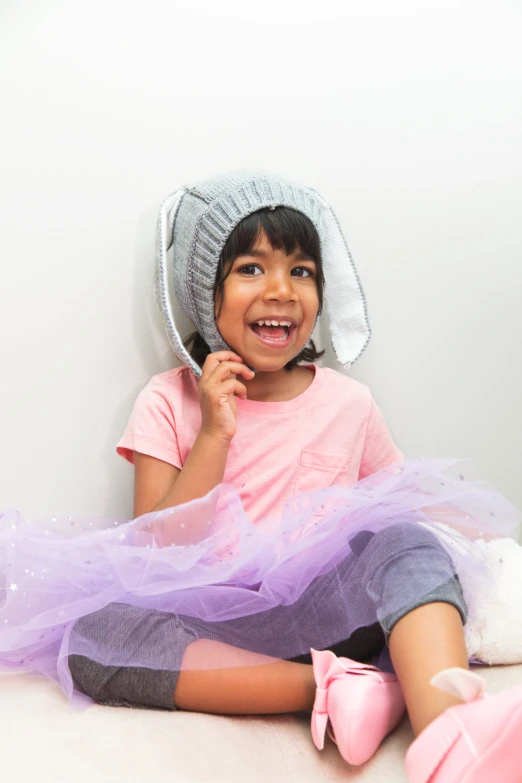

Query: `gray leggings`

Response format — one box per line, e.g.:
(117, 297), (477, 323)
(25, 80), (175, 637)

(68, 522), (467, 711)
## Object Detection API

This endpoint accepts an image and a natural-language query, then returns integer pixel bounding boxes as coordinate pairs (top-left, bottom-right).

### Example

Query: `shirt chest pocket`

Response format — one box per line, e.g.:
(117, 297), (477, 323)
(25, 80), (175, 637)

(294, 450), (353, 497)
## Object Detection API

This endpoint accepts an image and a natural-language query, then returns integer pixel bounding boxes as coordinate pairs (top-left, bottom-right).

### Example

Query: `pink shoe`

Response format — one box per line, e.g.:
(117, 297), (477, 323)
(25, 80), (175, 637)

(405, 667), (522, 783)
(310, 648), (406, 766)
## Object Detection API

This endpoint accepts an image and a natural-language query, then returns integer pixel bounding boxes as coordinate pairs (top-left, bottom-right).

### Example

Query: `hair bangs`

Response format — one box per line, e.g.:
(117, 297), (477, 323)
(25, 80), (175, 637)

(221, 207), (321, 266)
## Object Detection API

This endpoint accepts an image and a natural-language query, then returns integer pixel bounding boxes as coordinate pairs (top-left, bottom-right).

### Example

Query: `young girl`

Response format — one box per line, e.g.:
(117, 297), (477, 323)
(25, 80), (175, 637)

(1, 170), (521, 783)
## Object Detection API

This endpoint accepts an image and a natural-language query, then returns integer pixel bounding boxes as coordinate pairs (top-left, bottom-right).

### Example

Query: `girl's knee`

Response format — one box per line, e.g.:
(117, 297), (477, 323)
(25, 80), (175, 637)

(350, 520), (450, 564)
(378, 520), (442, 549)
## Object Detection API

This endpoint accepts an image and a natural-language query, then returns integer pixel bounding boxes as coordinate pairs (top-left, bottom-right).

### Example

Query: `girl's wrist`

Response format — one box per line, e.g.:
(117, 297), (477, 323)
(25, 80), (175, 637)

(198, 428), (233, 448)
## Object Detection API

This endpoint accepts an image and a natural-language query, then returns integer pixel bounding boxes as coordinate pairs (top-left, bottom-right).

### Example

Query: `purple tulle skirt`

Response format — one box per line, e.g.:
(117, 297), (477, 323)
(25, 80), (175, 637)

(0, 458), (519, 706)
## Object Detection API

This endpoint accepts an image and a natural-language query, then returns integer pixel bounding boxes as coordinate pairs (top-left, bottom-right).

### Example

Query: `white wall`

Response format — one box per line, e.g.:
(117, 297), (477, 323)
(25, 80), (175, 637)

(1, 0), (521, 522)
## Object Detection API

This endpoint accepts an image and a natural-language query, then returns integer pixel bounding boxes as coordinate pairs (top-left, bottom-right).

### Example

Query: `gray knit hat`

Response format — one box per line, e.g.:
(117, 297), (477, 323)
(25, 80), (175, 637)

(156, 169), (370, 376)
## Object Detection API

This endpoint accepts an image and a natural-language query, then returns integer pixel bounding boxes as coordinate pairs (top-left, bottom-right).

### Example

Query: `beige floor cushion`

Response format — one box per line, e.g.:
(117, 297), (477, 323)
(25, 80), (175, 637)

(2, 664), (521, 783)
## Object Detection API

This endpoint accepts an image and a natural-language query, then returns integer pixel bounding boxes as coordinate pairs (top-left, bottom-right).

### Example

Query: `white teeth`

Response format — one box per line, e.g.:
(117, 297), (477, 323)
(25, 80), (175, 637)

(254, 319), (292, 327)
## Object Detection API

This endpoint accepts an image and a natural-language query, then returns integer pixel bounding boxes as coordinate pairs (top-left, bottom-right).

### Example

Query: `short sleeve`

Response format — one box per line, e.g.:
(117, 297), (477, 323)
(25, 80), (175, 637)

(359, 397), (404, 479)
(116, 375), (182, 468)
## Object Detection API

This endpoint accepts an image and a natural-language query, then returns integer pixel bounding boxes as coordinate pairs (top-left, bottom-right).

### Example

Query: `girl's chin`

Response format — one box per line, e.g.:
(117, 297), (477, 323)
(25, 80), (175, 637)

(238, 349), (304, 373)
(246, 360), (292, 373)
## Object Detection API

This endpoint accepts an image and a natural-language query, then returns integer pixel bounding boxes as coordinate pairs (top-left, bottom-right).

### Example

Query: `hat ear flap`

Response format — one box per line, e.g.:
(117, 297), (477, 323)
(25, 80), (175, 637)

(313, 192), (371, 367)
(156, 189), (203, 377)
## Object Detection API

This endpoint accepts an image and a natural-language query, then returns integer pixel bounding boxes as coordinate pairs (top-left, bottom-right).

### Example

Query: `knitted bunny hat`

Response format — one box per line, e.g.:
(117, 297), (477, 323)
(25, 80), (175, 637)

(156, 169), (371, 376)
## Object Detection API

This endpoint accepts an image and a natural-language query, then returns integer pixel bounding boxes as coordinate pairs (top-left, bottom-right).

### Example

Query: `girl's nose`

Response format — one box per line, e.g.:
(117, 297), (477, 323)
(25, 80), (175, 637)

(262, 271), (298, 302)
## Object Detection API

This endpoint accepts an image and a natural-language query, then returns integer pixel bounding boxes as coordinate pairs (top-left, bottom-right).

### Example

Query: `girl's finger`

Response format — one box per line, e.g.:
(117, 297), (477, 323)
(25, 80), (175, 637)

(233, 380), (248, 400)
(201, 351), (244, 380)
(206, 361), (254, 383)
(215, 379), (248, 400)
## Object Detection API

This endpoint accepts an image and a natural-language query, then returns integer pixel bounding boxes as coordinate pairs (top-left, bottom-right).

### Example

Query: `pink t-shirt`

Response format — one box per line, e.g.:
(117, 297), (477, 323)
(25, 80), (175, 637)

(117, 364), (404, 525)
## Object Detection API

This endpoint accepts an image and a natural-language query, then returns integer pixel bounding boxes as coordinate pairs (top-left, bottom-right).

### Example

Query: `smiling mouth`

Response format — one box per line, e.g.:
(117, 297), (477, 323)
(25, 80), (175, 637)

(248, 322), (297, 345)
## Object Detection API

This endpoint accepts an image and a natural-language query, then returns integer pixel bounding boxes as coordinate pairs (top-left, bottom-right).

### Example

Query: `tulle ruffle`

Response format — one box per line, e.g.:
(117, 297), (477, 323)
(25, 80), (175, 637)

(0, 458), (519, 704)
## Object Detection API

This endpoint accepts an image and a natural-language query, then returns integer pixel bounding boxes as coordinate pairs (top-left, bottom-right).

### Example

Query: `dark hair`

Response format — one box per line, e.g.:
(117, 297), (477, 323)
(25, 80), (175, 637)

(184, 207), (326, 370)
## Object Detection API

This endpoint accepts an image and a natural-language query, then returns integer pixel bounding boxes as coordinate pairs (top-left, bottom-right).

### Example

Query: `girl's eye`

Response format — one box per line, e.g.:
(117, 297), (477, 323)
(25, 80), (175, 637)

(238, 264), (262, 276)
(236, 264), (315, 278)
(292, 267), (314, 278)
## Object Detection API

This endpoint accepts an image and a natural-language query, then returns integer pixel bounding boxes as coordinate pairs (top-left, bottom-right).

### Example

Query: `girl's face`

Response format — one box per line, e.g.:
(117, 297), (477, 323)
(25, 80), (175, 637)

(215, 229), (320, 372)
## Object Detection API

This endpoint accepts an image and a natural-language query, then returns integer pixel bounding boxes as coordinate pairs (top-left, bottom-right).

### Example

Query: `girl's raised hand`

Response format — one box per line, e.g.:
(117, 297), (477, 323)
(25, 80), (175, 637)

(198, 351), (254, 442)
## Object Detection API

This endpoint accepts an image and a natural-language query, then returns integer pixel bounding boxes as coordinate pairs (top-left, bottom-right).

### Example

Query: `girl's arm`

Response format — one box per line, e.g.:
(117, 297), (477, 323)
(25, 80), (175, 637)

(133, 430), (230, 517)
(133, 350), (253, 519)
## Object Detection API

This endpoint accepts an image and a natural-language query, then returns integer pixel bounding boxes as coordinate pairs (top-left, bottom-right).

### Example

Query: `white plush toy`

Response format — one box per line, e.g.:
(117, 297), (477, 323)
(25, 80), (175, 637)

(432, 523), (522, 665)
